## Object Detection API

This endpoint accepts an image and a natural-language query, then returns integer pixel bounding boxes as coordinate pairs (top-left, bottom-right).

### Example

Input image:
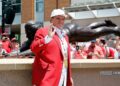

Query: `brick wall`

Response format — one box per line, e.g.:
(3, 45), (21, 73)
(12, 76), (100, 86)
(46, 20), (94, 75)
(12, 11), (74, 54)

(21, 0), (35, 23)
(44, 0), (70, 21)
(21, 0), (70, 22)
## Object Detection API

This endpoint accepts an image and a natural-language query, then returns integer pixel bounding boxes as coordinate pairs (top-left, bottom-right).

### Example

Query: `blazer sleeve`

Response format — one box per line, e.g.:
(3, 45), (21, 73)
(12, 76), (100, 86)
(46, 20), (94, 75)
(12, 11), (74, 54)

(30, 28), (47, 54)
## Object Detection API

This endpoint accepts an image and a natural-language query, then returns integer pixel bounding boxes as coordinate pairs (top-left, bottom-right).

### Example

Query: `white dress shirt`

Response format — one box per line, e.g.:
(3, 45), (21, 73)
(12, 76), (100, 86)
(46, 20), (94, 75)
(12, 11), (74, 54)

(56, 28), (68, 86)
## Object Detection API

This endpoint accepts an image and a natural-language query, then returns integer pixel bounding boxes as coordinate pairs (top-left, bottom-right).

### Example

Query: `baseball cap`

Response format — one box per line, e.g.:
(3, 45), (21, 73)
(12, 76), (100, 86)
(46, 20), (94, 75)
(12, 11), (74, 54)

(50, 9), (67, 18)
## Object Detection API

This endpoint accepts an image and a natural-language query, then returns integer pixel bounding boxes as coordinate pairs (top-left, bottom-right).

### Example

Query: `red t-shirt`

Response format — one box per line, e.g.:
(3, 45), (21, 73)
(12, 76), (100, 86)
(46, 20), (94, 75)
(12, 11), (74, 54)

(2, 41), (11, 53)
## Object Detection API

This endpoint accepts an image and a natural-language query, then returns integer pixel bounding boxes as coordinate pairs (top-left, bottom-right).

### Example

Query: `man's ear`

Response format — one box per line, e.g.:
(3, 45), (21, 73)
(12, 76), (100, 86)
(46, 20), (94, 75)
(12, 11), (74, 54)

(50, 17), (54, 23)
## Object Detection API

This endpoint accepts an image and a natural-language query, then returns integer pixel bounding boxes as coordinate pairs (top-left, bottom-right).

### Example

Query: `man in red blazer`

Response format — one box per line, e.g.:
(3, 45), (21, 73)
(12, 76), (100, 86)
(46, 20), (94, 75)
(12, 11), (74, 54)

(30, 9), (73, 86)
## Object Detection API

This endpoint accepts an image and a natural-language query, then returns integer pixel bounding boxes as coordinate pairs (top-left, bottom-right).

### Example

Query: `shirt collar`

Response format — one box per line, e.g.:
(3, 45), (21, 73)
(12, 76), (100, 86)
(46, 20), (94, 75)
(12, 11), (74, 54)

(53, 26), (65, 39)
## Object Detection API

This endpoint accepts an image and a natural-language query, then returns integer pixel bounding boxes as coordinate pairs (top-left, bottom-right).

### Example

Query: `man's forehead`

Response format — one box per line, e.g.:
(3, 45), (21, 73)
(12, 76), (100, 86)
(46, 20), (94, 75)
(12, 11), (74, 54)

(54, 15), (65, 18)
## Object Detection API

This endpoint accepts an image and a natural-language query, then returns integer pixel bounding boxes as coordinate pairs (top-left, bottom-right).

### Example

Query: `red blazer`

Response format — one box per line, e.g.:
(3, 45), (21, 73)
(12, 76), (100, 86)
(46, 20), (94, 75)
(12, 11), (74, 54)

(30, 26), (72, 86)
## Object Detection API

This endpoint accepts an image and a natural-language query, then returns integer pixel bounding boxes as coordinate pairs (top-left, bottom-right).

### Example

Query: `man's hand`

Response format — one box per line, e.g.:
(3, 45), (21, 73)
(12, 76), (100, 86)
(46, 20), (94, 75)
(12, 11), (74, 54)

(48, 23), (56, 38)
(71, 77), (74, 86)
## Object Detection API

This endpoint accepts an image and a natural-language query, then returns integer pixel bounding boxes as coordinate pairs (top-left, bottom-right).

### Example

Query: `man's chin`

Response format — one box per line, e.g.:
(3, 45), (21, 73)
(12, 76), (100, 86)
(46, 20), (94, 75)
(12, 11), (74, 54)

(57, 25), (63, 28)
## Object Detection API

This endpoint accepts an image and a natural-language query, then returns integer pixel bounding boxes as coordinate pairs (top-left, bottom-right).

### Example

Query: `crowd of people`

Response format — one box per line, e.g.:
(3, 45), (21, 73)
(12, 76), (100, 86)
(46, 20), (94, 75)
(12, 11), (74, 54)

(0, 33), (120, 59)
(0, 33), (20, 57)
(71, 35), (120, 59)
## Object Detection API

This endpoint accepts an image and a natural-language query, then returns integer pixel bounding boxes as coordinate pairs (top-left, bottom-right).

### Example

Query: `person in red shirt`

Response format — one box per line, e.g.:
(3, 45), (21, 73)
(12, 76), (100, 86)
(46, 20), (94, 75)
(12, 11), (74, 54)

(0, 41), (7, 57)
(85, 40), (105, 59)
(99, 38), (118, 59)
(1, 33), (11, 53)
(74, 45), (87, 59)
(10, 37), (20, 52)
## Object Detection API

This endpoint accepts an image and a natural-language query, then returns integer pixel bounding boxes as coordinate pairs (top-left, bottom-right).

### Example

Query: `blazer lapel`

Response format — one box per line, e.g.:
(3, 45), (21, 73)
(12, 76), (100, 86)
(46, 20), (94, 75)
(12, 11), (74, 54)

(53, 34), (66, 60)
(53, 34), (62, 52)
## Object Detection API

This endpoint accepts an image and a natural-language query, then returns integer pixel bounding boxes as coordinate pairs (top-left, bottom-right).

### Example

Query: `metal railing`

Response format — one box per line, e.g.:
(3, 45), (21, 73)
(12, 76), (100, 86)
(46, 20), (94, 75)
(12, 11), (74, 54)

(71, 0), (120, 6)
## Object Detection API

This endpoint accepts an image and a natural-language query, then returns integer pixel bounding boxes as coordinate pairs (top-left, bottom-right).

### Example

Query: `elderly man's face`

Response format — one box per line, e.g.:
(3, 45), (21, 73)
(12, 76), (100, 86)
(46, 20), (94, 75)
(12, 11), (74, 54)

(51, 15), (65, 29)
